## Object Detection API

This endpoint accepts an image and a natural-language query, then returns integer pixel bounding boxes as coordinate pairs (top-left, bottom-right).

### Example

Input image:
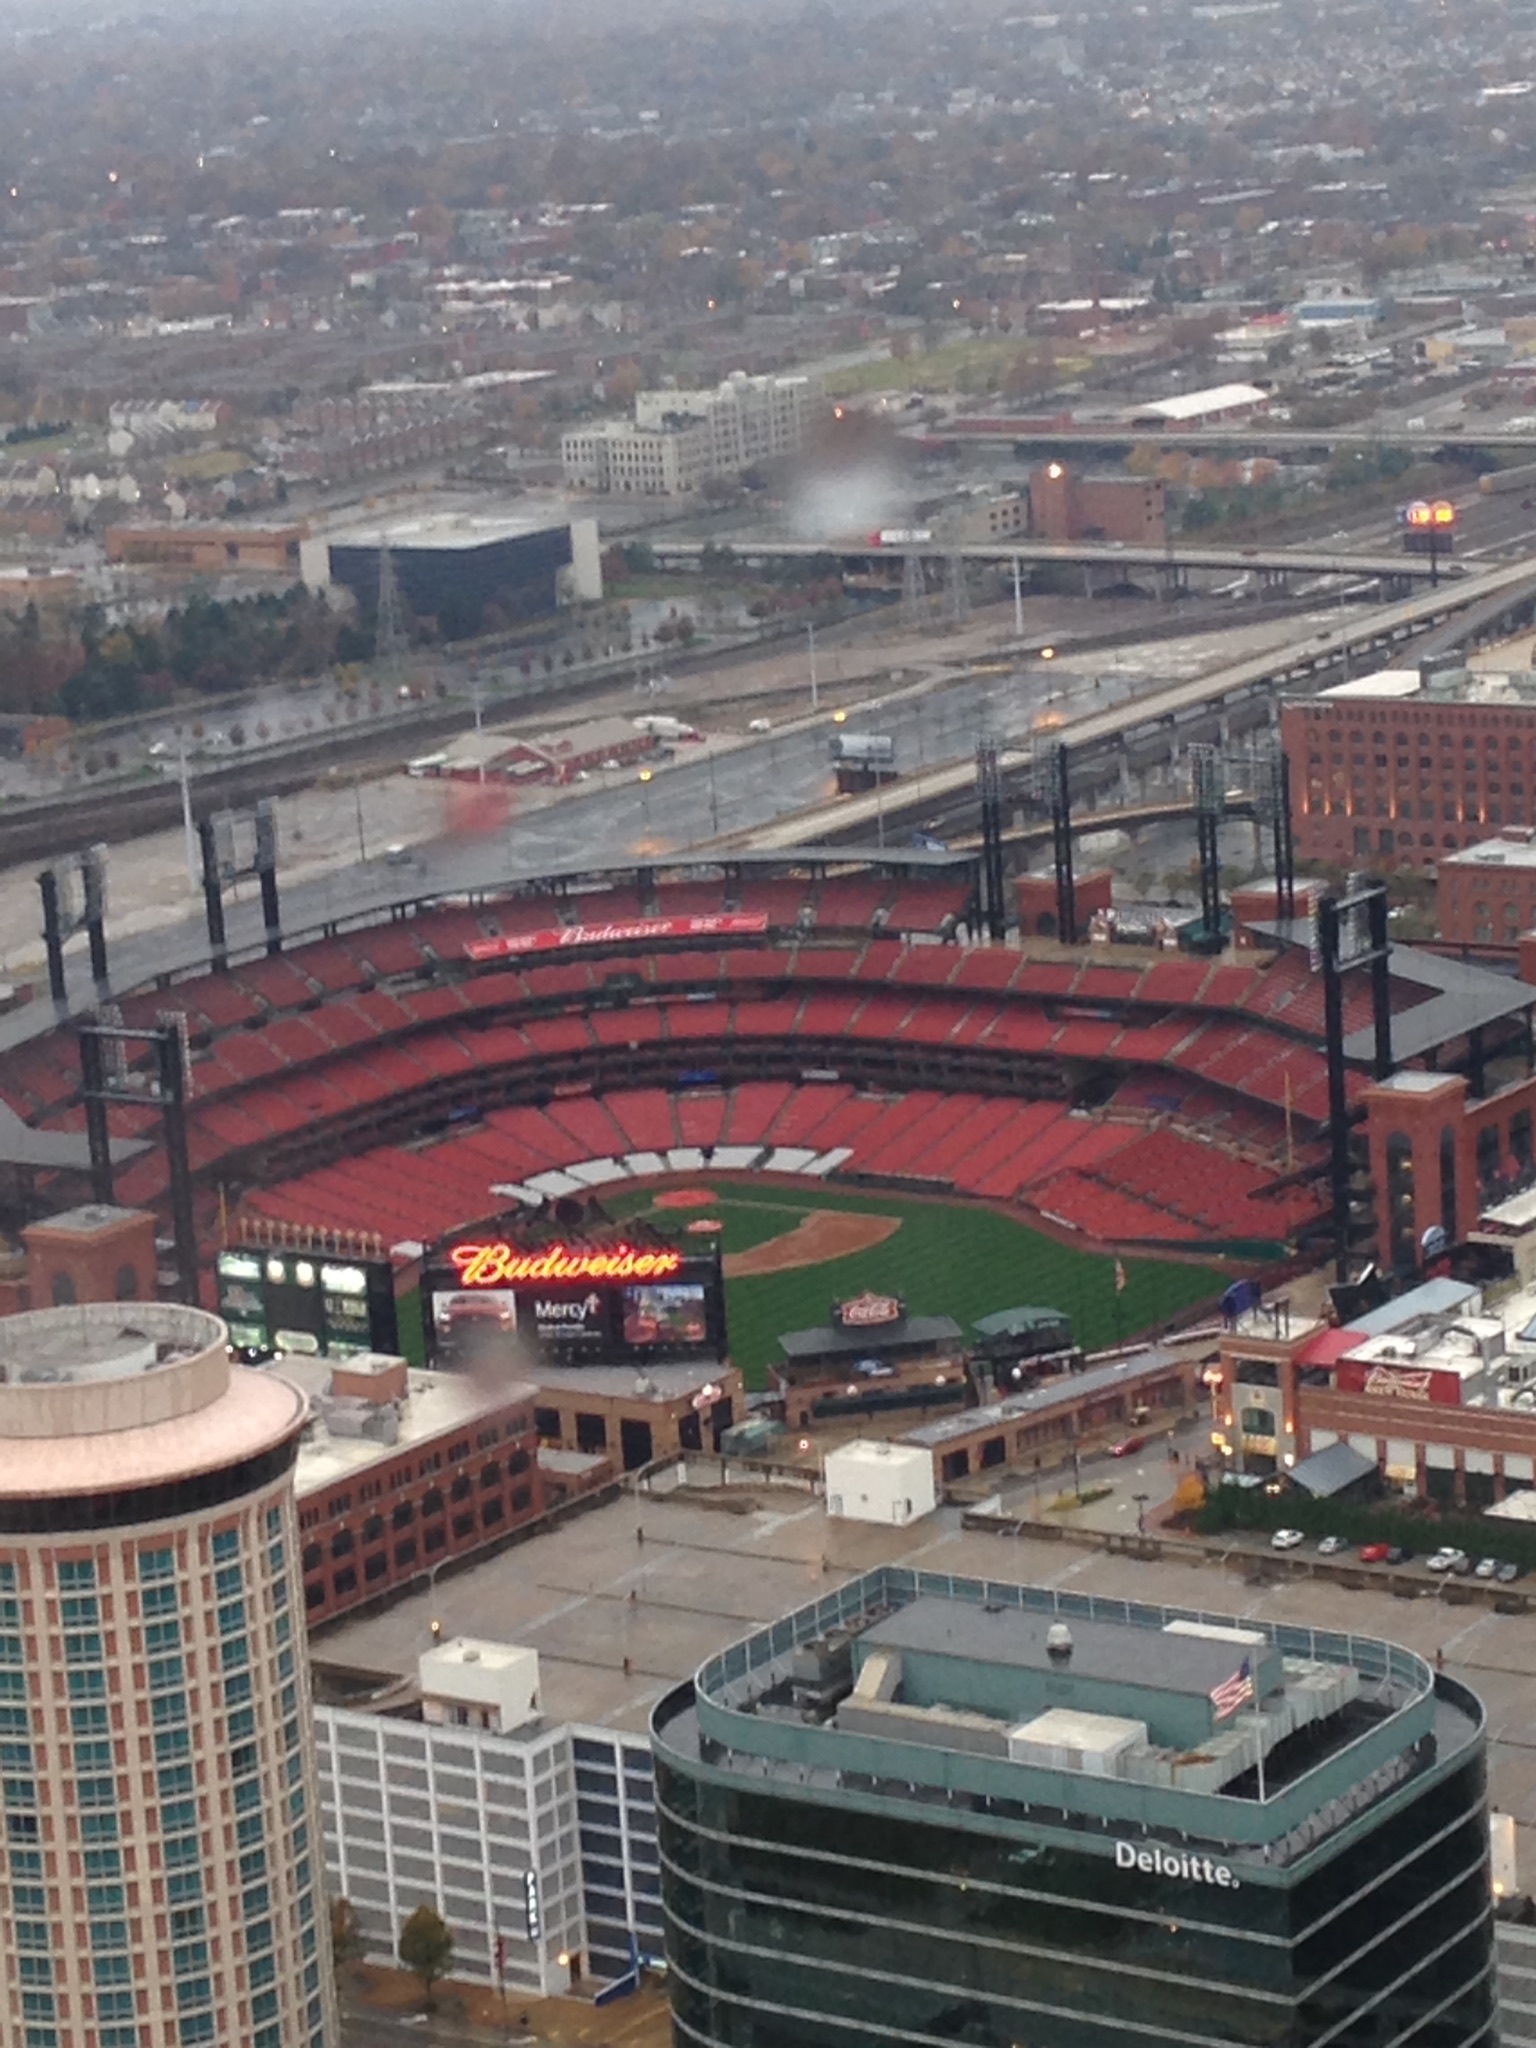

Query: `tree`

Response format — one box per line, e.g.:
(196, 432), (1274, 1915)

(331, 1898), (365, 1981)
(398, 1904), (454, 2009)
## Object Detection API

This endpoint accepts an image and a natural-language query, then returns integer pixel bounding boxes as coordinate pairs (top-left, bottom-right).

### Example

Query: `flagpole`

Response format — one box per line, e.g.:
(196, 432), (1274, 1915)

(1254, 1674), (1265, 1803)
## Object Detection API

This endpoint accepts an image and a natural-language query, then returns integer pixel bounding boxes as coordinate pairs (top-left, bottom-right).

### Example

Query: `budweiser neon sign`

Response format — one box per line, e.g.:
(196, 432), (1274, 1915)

(448, 1241), (684, 1287)
(466, 912), (768, 963)
(1361, 1364), (1434, 1403)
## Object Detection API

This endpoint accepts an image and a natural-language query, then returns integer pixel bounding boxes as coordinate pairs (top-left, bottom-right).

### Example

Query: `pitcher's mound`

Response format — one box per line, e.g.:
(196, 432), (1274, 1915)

(725, 1209), (901, 1276)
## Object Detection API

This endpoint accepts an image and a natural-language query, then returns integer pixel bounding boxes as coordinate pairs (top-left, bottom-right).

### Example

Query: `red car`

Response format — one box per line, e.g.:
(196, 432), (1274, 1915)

(1110, 1435), (1146, 1458)
(1358, 1542), (1391, 1564)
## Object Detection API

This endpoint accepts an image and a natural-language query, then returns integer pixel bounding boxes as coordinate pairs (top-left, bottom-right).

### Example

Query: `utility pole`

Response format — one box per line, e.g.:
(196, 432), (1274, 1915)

(807, 622), (819, 712)
(177, 736), (196, 887)
(1012, 556), (1024, 639)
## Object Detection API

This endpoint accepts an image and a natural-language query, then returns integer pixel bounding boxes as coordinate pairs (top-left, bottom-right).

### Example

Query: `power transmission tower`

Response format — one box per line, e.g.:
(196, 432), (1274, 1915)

(375, 539), (402, 671)
(944, 552), (970, 629)
(900, 552), (926, 632)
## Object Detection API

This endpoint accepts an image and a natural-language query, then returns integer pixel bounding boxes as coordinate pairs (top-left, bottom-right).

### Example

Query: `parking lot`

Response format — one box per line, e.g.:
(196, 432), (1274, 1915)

(314, 1476), (1536, 1888)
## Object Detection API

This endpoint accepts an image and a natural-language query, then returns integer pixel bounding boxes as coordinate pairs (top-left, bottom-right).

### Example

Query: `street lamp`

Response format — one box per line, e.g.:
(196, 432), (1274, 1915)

(807, 621), (819, 712)
(638, 765), (653, 833)
(175, 733), (195, 887)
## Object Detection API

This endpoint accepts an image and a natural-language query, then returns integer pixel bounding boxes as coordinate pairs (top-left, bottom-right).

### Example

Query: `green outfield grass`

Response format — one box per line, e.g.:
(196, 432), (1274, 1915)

(609, 1182), (1229, 1386)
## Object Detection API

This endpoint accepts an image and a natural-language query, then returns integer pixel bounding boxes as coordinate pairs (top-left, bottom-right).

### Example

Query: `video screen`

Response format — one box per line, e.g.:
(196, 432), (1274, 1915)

(432, 1289), (518, 1367)
(622, 1282), (707, 1348)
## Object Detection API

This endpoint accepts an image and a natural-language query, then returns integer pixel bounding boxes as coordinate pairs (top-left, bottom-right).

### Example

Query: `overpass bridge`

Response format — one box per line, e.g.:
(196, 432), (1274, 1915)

(928, 421), (1536, 456)
(716, 558), (1536, 853)
(648, 534), (1466, 588)
(949, 793), (1258, 854)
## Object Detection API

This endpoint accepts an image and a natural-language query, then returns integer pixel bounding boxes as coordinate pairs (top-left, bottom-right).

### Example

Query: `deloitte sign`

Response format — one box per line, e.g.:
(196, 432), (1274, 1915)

(1115, 1842), (1239, 1889)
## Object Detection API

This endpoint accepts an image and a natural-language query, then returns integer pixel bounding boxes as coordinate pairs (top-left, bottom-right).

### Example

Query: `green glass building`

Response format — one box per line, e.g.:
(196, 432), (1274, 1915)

(652, 1567), (1495, 2048)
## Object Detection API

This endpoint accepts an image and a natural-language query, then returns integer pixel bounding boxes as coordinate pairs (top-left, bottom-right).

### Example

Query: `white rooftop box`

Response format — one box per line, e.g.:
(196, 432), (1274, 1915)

(418, 1638), (540, 1733)
(825, 1440), (936, 1526)
(1008, 1707), (1147, 1775)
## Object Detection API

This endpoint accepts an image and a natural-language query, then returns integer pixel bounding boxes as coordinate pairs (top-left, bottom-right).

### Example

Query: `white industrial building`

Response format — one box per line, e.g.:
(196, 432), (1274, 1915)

(563, 370), (821, 495)
(560, 416), (713, 496)
(824, 1439), (937, 1526)
(316, 1640), (663, 1998)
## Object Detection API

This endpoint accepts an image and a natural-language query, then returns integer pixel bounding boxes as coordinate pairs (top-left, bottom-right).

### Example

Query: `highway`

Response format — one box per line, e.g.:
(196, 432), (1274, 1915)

(649, 535), (1464, 583)
(719, 556), (1536, 852)
(10, 558), (1536, 1043)
(931, 421), (1536, 455)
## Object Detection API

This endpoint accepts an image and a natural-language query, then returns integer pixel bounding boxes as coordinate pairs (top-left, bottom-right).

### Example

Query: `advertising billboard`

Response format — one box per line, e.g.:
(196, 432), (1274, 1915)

(422, 1230), (724, 1368)
(215, 1248), (399, 1359)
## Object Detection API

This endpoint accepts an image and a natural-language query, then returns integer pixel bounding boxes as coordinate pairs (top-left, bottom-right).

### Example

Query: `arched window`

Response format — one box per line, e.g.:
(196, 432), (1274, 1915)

(50, 1272), (76, 1307)
(1477, 1124), (1502, 1191)
(114, 1263), (137, 1301)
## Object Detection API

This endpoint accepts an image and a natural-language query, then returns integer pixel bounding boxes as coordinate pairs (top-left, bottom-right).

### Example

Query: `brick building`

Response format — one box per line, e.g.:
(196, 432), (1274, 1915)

(1281, 666), (1536, 871)
(530, 1361), (742, 1469)
(1027, 461), (1167, 545)
(286, 1352), (545, 1626)
(11, 1202), (159, 1312)
(1438, 829), (1536, 947)
(1215, 1278), (1536, 1506)
(106, 521), (307, 574)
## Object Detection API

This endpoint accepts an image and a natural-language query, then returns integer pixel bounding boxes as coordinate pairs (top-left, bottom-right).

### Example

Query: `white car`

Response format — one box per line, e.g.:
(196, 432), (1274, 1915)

(748, 717), (773, 734)
(1317, 1535), (1349, 1556)
(1474, 1556), (1501, 1580)
(1426, 1547), (1468, 1573)
(1270, 1528), (1305, 1550)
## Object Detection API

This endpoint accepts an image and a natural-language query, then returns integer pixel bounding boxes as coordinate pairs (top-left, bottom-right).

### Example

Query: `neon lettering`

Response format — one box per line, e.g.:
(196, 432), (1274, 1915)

(465, 911), (767, 963)
(448, 1241), (684, 1287)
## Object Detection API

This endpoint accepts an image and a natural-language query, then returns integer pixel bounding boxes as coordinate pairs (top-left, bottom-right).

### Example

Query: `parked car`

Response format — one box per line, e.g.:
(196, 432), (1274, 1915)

(1109, 1435), (1146, 1458)
(1426, 1547), (1468, 1573)
(1496, 1561), (1524, 1583)
(1317, 1535), (1350, 1556)
(1358, 1542), (1391, 1564)
(1474, 1556), (1502, 1580)
(1270, 1528), (1305, 1550)
(1385, 1546), (1412, 1566)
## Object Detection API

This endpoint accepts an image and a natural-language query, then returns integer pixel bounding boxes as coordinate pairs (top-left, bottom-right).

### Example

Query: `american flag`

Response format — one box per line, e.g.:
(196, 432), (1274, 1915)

(1210, 1657), (1255, 1721)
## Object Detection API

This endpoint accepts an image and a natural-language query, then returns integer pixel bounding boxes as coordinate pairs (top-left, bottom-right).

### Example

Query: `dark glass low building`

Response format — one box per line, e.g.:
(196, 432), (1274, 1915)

(652, 1567), (1495, 2048)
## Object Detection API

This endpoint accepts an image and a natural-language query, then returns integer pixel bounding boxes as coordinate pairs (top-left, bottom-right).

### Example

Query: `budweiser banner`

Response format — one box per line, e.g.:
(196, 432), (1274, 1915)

(466, 911), (769, 962)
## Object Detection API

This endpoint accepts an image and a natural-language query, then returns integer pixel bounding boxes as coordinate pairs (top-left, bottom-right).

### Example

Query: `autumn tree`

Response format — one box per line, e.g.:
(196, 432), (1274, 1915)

(398, 1904), (454, 2010)
(330, 1898), (365, 1982)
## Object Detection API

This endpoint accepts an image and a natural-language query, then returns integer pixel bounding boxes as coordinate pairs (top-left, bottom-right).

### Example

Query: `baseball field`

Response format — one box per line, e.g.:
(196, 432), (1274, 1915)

(606, 1180), (1230, 1386)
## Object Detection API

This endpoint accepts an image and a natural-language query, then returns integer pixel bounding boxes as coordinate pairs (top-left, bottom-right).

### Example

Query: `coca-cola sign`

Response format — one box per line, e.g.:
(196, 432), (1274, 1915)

(832, 1291), (905, 1329)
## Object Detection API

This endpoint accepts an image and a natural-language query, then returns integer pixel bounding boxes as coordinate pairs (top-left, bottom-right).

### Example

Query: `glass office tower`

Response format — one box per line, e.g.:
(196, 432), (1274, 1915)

(653, 1567), (1495, 2048)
